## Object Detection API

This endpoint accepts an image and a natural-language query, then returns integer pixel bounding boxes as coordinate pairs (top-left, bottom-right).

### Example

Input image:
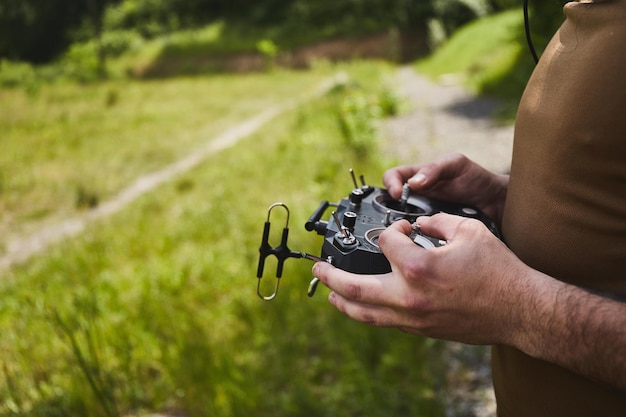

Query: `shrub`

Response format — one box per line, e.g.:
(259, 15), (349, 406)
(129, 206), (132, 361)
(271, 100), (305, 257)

(336, 83), (402, 156)
(0, 60), (37, 89)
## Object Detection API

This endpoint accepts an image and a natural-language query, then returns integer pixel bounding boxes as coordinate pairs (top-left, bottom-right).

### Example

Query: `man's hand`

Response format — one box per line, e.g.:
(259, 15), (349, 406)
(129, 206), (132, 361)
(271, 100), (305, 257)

(383, 153), (509, 223)
(313, 214), (528, 345)
(312, 214), (626, 391)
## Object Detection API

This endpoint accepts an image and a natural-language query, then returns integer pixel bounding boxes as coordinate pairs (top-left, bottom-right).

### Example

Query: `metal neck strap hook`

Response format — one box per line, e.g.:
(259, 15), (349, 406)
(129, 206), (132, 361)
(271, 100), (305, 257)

(256, 203), (302, 301)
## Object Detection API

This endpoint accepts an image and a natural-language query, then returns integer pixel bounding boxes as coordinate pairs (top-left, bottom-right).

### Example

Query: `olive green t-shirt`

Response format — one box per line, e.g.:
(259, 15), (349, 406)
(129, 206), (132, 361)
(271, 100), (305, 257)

(494, 0), (626, 415)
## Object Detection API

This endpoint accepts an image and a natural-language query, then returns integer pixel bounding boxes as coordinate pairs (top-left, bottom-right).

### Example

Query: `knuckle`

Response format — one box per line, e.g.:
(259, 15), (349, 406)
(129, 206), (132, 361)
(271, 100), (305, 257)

(456, 217), (485, 236)
(402, 292), (430, 314)
(442, 152), (467, 167)
(402, 257), (429, 280)
(401, 293), (428, 313)
(360, 312), (382, 327)
(450, 152), (467, 163)
(344, 282), (363, 301)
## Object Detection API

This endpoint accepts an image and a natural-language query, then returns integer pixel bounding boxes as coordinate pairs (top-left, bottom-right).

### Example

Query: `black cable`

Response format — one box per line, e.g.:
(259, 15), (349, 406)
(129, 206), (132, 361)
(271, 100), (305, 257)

(524, 0), (539, 64)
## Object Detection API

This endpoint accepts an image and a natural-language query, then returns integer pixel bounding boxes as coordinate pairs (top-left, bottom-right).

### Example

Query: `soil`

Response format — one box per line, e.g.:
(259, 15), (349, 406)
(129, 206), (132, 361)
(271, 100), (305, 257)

(135, 31), (427, 78)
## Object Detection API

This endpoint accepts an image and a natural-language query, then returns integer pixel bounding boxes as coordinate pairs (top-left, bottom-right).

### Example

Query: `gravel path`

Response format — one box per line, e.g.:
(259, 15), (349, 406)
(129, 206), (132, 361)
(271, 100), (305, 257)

(382, 66), (516, 417)
(382, 66), (514, 173)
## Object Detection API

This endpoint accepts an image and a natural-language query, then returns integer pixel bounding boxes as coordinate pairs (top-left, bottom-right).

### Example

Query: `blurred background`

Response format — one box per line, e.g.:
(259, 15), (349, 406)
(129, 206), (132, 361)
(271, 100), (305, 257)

(0, 1), (565, 416)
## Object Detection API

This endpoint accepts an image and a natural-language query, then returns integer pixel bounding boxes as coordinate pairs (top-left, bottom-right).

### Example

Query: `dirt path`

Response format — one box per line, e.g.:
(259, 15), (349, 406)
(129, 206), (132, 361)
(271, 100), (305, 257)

(382, 66), (514, 173)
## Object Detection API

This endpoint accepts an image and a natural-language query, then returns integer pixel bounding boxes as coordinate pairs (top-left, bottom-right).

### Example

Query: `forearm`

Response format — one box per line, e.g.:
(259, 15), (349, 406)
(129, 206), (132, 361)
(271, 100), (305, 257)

(510, 270), (626, 391)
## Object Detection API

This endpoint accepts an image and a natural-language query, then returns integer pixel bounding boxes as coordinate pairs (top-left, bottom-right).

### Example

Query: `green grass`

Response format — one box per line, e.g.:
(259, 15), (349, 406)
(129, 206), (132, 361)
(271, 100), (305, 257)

(0, 69), (329, 246)
(0, 61), (446, 417)
(417, 8), (536, 120)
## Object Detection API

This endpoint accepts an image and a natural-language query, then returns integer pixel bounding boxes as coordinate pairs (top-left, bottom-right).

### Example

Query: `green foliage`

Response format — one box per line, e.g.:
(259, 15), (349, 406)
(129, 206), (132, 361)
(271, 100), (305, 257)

(0, 0), (85, 62)
(378, 87), (402, 118)
(1, 0), (566, 84)
(100, 29), (145, 57)
(331, 75), (403, 157)
(57, 42), (106, 82)
(256, 39), (279, 58)
(488, 0), (521, 10)
(0, 29), (144, 88)
(256, 38), (280, 71)
(417, 8), (536, 120)
(427, 0), (491, 48)
(337, 88), (382, 155)
(220, 0), (434, 33)
(44, 29), (143, 82)
(1, 0), (435, 67)
(103, 0), (185, 38)
(0, 60), (37, 90)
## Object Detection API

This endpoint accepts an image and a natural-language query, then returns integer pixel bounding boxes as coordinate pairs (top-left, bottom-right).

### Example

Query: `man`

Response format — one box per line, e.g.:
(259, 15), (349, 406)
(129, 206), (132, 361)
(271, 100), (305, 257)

(312, 1), (626, 415)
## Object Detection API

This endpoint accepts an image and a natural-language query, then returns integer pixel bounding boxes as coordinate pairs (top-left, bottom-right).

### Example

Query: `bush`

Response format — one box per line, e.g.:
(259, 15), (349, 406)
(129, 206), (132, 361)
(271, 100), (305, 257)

(336, 82), (403, 157)
(57, 42), (103, 82)
(0, 60), (37, 88)
(101, 30), (144, 57)
(103, 0), (185, 38)
(428, 0), (492, 48)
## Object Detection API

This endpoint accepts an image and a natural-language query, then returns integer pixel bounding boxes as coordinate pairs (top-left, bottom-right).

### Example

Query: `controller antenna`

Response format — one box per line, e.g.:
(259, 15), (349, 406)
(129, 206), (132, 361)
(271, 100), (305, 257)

(349, 168), (359, 189)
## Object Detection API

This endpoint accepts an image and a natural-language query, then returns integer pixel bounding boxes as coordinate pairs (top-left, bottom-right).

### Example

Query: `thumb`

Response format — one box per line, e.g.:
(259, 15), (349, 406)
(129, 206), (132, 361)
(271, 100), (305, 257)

(415, 213), (464, 242)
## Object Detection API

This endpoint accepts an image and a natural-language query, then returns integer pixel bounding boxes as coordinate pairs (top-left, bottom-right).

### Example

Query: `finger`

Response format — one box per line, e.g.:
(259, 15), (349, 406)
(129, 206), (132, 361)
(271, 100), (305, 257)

(313, 261), (393, 305)
(328, 291), (403, 328)
(377, 219), (431, 268)
(417, 212), (479, 243)
(407, 153), (468, 188)
(382, 165), (420, 199)
(377, 219), (414, 250)
(382, 154), (469, 199)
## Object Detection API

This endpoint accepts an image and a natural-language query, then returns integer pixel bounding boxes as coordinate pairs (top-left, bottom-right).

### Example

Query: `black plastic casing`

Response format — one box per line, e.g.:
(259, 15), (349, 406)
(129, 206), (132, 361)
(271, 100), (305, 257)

(306, 187), (500, 274)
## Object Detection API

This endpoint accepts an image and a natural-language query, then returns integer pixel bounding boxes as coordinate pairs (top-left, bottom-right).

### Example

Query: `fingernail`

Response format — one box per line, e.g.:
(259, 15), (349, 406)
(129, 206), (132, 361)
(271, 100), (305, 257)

(312, 263), (319, 276)
(328, 292), (336, 305)
(411, 173), (427, 185)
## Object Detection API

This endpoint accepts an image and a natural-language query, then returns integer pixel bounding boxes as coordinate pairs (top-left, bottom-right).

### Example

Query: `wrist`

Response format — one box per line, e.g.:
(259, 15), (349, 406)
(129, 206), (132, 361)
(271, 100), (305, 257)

(477, 172), (509, 224)
(490, 172), (509, 226)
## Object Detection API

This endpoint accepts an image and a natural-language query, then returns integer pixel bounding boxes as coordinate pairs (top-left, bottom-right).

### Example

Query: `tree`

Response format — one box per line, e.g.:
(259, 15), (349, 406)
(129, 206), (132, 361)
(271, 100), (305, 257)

(0, 0), (120, 63)
(86, 0), (108, 77)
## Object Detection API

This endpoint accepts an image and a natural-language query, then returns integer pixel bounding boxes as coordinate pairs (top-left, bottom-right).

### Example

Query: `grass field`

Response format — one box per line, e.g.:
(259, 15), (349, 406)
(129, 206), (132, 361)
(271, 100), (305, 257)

(0, 69), (332, 249)
(0, 61), (447, 417)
